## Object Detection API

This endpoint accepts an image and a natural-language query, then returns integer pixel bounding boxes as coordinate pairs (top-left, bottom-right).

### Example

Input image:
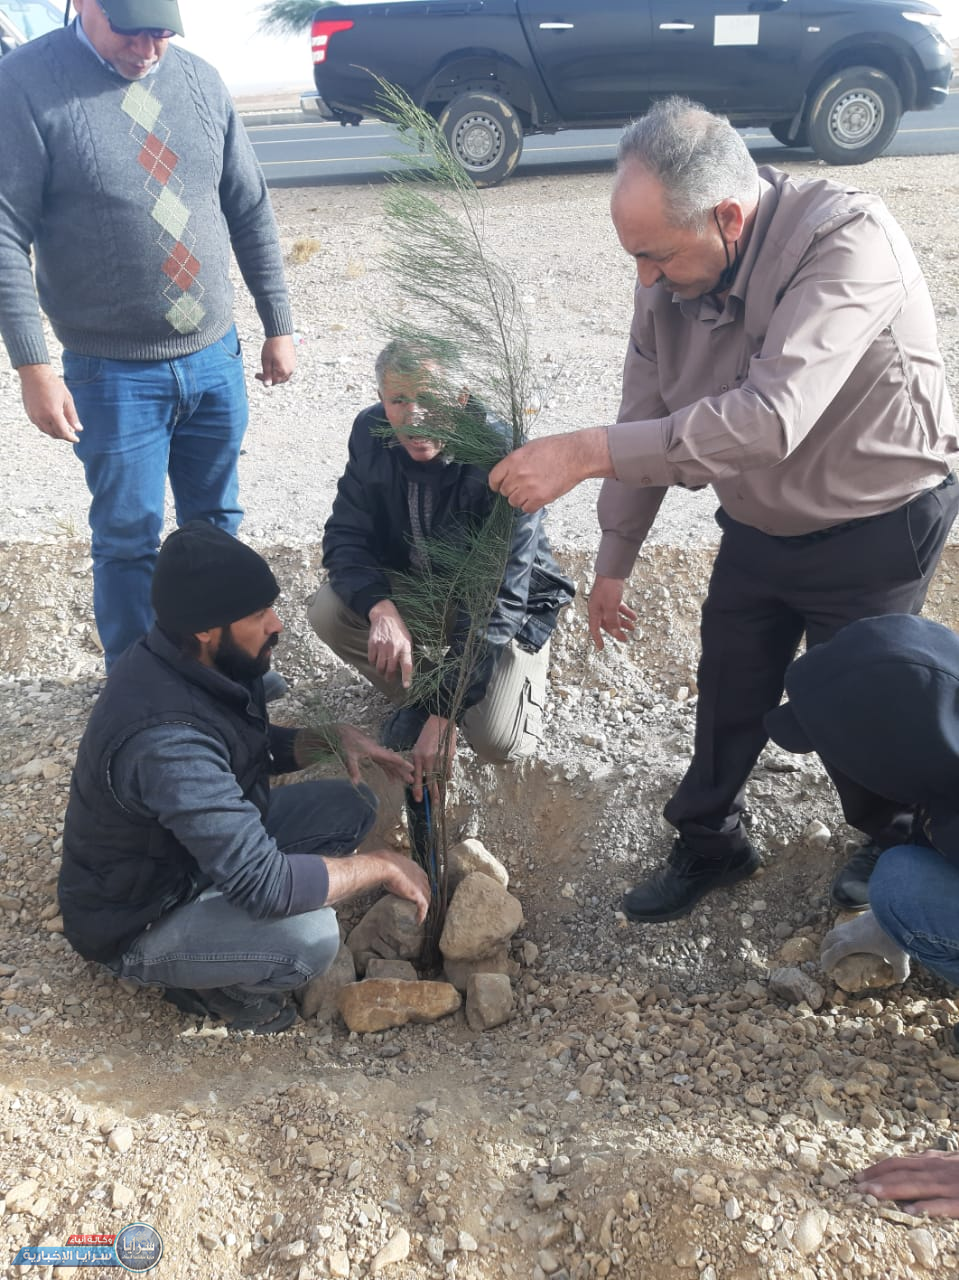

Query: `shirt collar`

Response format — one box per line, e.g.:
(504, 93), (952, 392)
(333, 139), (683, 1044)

(679, 170), (779, 325)
(73, 13), (160, 78)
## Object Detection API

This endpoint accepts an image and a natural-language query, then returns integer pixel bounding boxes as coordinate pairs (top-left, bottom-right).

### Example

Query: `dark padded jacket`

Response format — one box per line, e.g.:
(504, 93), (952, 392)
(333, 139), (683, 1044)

(59, 628), (298, 965)
(322, 403), (575, 718)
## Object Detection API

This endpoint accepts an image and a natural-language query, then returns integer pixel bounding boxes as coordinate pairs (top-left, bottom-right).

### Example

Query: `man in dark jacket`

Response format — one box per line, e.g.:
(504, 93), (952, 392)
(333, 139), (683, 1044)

(765, 612), (959, 995)
(309, 340), (574, 799)
(60, 522), (428, 1033)
(765, 611), (959, 1217)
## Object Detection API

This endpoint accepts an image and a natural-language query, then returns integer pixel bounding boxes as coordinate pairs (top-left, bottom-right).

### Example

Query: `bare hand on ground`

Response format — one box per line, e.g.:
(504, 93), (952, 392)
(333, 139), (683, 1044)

(368, 601), (414, 687)
(412, 716), (456, 805)
(489, 426), (613, 512)
(588, 574), (638, 650)
(857, 1150), (959, 1217)
(19, 365), (83, 443)
(255, 335), (297, 387)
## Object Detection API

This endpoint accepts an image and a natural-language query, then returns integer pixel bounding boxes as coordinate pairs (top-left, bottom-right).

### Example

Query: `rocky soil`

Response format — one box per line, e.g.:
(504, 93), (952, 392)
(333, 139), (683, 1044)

(1, 146), (959, 1279)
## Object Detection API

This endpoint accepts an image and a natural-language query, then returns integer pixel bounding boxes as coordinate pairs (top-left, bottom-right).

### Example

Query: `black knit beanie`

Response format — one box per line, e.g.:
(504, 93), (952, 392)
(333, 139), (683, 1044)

(151, 522), (279, 633)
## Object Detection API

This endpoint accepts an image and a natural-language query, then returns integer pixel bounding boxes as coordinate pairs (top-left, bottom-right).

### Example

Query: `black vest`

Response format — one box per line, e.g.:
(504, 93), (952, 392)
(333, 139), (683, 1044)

(59, 628), (272, 964)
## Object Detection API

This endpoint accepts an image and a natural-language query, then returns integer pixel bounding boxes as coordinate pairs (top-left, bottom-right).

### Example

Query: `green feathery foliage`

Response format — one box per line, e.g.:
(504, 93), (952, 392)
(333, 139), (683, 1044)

(372, 82), (536, 956)
(258, 1), (339, 37)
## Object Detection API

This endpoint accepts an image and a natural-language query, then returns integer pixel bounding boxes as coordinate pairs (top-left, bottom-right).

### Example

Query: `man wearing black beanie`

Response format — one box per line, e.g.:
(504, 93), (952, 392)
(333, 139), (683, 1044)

(59, 522), (429, 1033)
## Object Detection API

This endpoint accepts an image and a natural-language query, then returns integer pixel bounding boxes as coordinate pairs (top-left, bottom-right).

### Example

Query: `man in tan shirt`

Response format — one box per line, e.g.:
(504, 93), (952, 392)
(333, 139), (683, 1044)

(490, 97), (959, 924)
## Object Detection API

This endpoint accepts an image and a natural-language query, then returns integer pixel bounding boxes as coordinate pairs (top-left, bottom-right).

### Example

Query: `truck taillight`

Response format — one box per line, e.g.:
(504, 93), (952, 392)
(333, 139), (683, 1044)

(311, 19), (354, 64)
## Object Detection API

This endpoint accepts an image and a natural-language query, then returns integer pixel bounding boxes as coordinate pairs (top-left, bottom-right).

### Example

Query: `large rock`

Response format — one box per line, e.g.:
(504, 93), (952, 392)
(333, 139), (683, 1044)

(297, 943), (356, 1022)
(366, 958), (419, 981)
(345, 895), (425, 975)
(443, 945), (516, 994)
(828, 952), (902, 993)
(466, 973), (514, 1031)
(769, 966), (825, 1010)
(439, 874), (523, 962)
(447, 838), (509, 893)
(338, 979), (461, 1033)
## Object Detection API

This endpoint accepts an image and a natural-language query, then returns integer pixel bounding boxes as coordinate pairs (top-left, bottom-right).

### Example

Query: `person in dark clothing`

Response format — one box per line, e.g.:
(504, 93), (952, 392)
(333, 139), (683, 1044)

(765, 612), (959, 996)
(308, 339), (575, 800)
(60, 522), (429, 1034)
(765, 611), (959, 1218)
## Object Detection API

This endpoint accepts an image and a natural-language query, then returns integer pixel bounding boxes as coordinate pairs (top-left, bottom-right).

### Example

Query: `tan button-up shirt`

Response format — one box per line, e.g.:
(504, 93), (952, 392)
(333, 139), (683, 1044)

(596, 166), (958, 579)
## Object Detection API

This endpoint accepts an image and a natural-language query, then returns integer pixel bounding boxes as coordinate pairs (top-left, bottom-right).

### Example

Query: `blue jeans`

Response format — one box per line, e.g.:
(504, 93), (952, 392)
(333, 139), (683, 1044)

(63, 328), (248, 670)
(112, 780), (377, 1000)
(870, 844), (959, 988)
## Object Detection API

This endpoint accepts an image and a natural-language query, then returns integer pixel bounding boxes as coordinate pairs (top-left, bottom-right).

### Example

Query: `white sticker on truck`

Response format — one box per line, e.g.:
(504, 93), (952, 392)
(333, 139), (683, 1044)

(714, 15), (760, 46)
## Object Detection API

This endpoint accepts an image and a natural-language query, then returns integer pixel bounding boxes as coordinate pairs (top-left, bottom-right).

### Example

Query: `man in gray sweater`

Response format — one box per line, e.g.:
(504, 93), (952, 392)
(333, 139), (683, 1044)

(0, 0), (295, 669)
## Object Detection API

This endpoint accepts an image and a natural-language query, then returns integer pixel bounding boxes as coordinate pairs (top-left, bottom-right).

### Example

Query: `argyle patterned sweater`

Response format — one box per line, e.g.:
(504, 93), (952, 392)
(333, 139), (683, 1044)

(0, 27), (293, 367)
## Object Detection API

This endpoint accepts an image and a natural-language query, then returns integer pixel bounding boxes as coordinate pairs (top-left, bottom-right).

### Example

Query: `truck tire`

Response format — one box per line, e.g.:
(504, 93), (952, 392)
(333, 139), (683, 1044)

(768, 118), (808, 149)
(805, 66), (902, 165)
(438, 92), (523, 187)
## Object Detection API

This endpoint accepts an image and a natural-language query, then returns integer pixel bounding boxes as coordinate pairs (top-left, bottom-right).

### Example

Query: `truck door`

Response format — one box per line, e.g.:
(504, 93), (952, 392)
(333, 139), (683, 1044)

(647, 0), (804, 114)
(519, 1), (656, 121)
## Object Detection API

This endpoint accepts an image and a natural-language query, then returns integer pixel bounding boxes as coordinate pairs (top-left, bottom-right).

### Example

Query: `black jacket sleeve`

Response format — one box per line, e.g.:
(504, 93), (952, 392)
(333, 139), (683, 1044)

(322, 410), (395, 620)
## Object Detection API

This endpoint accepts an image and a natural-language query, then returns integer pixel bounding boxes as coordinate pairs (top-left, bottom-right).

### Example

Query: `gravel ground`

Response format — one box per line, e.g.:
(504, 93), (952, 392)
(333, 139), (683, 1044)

(1, 149), (958, 1280)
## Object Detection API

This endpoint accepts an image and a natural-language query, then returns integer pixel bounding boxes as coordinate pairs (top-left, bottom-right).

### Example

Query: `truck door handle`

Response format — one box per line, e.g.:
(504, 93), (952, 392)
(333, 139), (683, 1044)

(539, 22), (575, 30)
(659, 22), (696, 30)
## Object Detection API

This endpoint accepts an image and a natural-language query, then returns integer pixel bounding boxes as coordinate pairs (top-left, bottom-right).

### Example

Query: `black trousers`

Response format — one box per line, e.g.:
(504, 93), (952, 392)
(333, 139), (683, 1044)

(663, 475), (959, 858)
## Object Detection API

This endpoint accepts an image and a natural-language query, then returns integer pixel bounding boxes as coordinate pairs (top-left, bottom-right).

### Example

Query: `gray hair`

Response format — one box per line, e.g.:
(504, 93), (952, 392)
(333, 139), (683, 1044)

(617, 97), (758, 231)
(375, 338), (445, 388)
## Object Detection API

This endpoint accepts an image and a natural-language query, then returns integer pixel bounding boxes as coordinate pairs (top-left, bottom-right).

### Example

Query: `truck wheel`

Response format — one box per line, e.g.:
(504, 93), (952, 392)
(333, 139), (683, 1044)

(768, 119), (808, 149)
(806, 66), (902, 165)
(438, 92), (523, 187)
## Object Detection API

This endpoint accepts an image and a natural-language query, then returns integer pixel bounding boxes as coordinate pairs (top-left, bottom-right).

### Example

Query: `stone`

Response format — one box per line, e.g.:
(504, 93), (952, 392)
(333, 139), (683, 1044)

(439, 874), (524, 962)
(306, 1142), (331, 1170)
(802, 820), (832, 849)
(298, 944), (356, 1021)
(769, 967), (825, 1010)
(447, 838), (509, 892)
(777, 937), (819, 965)
(328, 1251), (351, 1278)
(278, 1240), (307, 1261)
(345, 895), (425, 975)
(3, 1178), (39, 1213)
(690, 1180), (720, 1208)
(111, 1182), (134, 1210)
(366, 958), (419, 981)
(107, 1126), (134, 1154)
(370, 1228), (410, 1272)
(908, 1227), (938, 1269)
(443, 946), (515, 994)
(466, 973), (514, 1031)
(338, 979), (461, 1033)
(793, 1208), (830, 1256)
(828, 953), (902, 992)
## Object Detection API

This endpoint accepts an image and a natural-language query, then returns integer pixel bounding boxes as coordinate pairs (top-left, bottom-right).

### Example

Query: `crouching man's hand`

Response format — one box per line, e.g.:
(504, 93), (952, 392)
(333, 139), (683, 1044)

(323, 849), (431, 923)
(368, 600), (414, 688)
(294, 725), (414, 786)
(412, 715), (456, 804)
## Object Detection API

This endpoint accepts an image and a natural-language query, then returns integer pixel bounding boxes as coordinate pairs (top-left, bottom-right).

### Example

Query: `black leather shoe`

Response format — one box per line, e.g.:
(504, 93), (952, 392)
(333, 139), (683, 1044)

(830, 842), (882, 912)
(623, 839), (761, 923)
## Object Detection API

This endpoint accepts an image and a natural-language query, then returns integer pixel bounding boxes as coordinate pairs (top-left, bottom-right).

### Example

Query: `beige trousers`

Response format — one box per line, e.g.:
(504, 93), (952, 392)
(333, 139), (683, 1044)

(307, 582), (548, 763)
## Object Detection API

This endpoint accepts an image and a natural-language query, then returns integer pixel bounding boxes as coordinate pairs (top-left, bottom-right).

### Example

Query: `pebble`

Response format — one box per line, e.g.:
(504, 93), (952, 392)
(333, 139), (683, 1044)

(106, 1126), (134, 1154)
(908, 1228), (938, 1269)
(370, 1228), (410, 1272)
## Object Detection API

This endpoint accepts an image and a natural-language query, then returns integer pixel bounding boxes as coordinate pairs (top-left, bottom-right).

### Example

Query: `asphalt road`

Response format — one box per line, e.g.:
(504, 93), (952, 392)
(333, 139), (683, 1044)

(250, 91), (959, 186)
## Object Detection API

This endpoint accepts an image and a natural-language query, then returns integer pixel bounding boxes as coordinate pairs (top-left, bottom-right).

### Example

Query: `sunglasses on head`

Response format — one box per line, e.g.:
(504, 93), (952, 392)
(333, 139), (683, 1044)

(96, 1), (174, 39)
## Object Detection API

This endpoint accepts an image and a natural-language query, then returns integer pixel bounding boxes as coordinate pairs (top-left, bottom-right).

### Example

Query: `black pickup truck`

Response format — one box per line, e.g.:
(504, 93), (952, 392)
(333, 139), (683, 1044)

(303, 0), (953, 184)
